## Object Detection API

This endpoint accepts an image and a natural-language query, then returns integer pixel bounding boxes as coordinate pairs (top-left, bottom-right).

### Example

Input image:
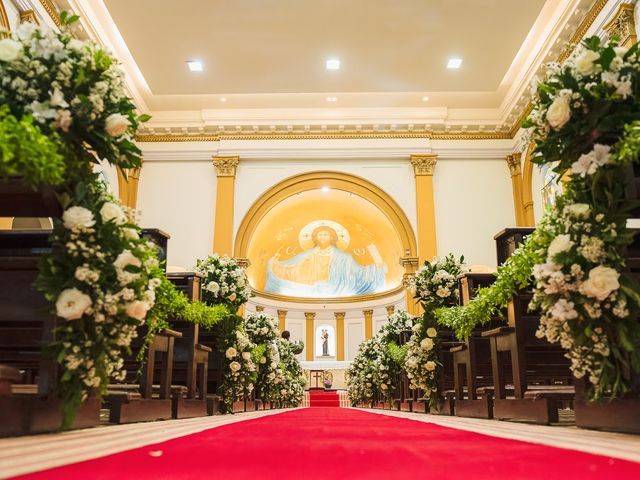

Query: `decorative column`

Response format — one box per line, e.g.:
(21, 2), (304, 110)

(410, 154), (438, 264)
(604, 3), (637, 47)
(334, 312), (346, 361)
(506, 153), (526, 227)
(363, 309), (373, 340)
(117, 166), (142, 209)
(277, 309), (287, 333)
(400, 255), (421, 316)
(255, 305), (264, 312)
(386, 305), (395, 316)
(304, 312), (316, 361)
(212, 156), (239, 256)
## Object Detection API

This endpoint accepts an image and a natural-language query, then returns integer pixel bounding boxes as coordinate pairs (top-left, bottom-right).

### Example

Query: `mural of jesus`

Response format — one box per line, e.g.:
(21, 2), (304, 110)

(265, 225), (387, 297)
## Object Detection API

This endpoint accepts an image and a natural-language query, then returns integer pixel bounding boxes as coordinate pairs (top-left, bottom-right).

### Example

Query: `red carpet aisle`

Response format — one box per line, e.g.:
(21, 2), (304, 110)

(13, 408), (640, 480)
(308, 390), (340, 407)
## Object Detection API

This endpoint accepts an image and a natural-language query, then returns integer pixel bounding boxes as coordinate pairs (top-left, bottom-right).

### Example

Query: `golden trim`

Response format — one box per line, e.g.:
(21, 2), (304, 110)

(505, 153), (522, 177)
(0, 1), (10, 37)
(604, 3), (637, 47)
(19, 10), (39, 24)
(39, 0), (60, 27)
(386, 305), (395, 316)
(234, 170), (417, 260)
(521, 143), (536, 227)
(410, 154), (438, 176)
(304, 312), (315, 361)
(251, 285), (405, 305)
(212, 155), (239, 177)
(334, 311), (345, 361)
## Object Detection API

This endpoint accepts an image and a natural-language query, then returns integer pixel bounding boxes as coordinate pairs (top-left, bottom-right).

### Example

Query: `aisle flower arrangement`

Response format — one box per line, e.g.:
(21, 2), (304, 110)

(37, 183), (159, 424)
(347, 338), (382, 406)
(194, 254), (252, 312)
(524, 37), (640, 400)
(276, 337), (306, 407)
(244, 312), (282, 404)
(406, 254), (465, 406)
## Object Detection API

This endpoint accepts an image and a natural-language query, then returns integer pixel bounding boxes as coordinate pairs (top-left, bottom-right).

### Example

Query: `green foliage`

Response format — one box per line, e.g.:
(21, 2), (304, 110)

(386, 341), (408, 366)
(0, 106), (67, 187)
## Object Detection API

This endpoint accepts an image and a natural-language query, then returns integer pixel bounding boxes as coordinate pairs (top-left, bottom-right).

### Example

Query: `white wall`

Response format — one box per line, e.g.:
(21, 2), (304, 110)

(137, 161), (217, 270)
(433, 158), (515, 267)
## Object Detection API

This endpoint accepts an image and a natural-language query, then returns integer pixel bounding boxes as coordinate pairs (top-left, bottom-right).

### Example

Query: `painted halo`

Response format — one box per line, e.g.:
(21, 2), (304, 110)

(299, 219), (350, 251)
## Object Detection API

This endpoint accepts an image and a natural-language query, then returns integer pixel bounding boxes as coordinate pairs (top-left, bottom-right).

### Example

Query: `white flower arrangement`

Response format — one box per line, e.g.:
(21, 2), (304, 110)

(38, 184), (160, 424)
(217, 321), (256, 412)
(413, 254), (465, 310)
(194, 254), (252, 311)
(404, 321), (439, 396)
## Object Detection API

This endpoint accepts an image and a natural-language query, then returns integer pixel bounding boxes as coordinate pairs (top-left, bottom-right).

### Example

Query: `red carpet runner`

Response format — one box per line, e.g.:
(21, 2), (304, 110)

(14, 408), (639, 480)
(309, 389), (340, 407)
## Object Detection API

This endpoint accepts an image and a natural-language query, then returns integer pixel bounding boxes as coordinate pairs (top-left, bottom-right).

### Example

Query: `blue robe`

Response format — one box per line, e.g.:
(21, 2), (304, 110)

(265, 247), (386, 297)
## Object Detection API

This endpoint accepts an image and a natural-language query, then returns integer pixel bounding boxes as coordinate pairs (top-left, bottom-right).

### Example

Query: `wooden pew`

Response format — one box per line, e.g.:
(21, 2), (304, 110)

(0, 231), (100, 435)
(483, 229), (574, 424)
(450, 272), (510, 419)
(166, 272), (211, 418)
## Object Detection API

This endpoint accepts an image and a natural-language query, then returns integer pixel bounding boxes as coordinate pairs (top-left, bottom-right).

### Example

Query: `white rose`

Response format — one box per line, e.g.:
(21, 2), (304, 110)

(206, 281), (220, 294)
(225, 347), (237, 359)
(546, 96), (571, 130)
(425, 361), (437, 371)
(114, 250), (142, 270)
(123, 228), (139, 240)
(436, 286), (450, 298)
(56, 288), (92, 320)
(229, 361), (241, 372)
(105, 113), (131, 137)
(100, 202), (127, 225)
(260, 356), (267, 364)
(580, 266), (620, 301)
(547, 234), (574, 259)
(0, 39), (22, 62)
(242, 351), (251, 361)
(565, 203), (590, 219)
(126, 300), (150, 321)
(420, 337), (434, 351)
(63, 206), (95, 229)
(426, 327), (437, 338)
(574, 49), (600, 75)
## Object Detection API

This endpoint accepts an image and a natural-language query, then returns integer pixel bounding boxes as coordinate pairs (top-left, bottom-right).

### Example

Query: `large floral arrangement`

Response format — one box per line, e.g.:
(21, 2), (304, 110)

(37, 182), (159, 424)
(276, 338), (306, 407)
(194, 254), (252, 312)
(412, 254), (465, 310)
(404, 321), (439, 402)
(0, 14), (146, 187)
(346, 338), (382, 406)
(217, 316), (256, 412)
(244, 313), (282, 404)
(524, 36), (640, 400)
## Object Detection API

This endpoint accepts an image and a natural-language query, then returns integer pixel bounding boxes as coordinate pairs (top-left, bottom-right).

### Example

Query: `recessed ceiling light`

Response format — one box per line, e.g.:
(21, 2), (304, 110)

(220, 97), (227, 103)
(321, 186), (331, 193)
(186, 60), (203, 71)
(326, 96), (337, 102)
(447, 58), (463, 69)
(326, 58), (340, 70)
(422, 96), (429, 102)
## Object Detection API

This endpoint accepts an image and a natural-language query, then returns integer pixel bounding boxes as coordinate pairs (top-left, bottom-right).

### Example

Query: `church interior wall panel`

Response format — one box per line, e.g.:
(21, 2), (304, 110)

(1, 0), (20, 28)
(137, 161), (217, 270)
(531, 162), (547, 224)
(346, 321), (364, 361)
(233, 158), (417, 242)
(433, 158), (515, 267)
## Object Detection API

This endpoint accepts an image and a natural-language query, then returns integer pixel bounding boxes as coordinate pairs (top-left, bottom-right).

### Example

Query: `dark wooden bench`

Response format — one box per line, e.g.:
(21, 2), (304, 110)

(0, 231), (100, 435)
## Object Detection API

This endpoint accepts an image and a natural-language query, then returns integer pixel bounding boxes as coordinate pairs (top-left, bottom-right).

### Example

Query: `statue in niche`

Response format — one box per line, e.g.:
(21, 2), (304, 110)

(321, 329), (329, 356)
(265, 220), (387, 297)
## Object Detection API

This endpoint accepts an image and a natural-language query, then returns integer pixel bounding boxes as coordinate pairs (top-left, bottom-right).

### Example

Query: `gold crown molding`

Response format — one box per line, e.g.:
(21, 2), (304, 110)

(39, 0), (61, 27)
(251, 284), (406, 306)
(19, 9), (39, 24)
(604, 3), (637, 47)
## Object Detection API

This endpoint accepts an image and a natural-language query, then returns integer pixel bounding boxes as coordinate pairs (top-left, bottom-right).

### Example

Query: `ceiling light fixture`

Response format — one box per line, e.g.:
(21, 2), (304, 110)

(326, 96), (337, 102)
(220, 97), (227, 103)
(321, 186), (331, 193)
(447, 58), (463, 69)
(422, 96), (429, 102)
(186, 60), (203, 72)
(326, 58), (340, 70)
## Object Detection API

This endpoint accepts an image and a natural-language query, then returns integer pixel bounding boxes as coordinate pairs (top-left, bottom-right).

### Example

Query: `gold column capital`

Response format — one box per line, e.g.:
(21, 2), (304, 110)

(604, 3), (637, 47)
(362, 309), (373, 317)
(334, 311), (346, 321)
(277, 309), (288, 317)
(255, 305), (264, 312)
(506, 153), (522, 177)
(410, 154), (438, 176)
(19, 10), (39, 24)
(399, 255), (420, 270)
(304, 312), (316, 321)
(212, 155), (240, 177)
(235, 258), (251, 269)
(386, 305), (395, 316)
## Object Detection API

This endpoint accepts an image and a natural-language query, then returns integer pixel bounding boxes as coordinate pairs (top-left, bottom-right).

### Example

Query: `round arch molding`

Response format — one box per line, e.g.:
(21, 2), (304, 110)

(234, 171), (417, 259)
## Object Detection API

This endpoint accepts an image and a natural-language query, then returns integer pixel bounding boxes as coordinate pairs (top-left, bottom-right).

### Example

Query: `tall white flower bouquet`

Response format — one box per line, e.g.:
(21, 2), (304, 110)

(276, 338), (306, 407)
(219, 320), (256, 412)
(412, 254), (465, 310)
(194, 254), (252, 312)
(244, 313), (282, 404)
(524, 36), (640, 400)
(347, 338), (382, 406)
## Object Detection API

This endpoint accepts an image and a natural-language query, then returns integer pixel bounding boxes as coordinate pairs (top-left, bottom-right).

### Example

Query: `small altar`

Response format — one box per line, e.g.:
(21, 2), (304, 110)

(302, 361), (351, 390)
